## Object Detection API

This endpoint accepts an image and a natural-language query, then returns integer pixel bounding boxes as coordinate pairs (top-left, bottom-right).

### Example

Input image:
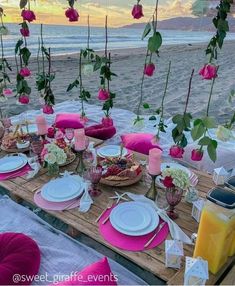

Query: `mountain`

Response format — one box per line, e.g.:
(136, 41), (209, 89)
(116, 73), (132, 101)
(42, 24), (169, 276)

(122, 17), (235, 32)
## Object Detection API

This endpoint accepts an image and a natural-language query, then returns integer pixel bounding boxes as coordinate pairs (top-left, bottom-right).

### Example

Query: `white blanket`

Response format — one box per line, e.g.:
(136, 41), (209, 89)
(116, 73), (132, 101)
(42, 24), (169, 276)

(11, 100), (235, 173)
(0, 195), (147, 285)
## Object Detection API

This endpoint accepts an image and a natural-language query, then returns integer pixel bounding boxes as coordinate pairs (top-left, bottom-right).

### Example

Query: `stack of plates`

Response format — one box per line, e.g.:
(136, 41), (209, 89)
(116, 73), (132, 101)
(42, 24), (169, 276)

(97, 145), (128, 158)
(0, 155), (28, 174)
(110, 202), (159, 236)
(41, 177), (84, 203)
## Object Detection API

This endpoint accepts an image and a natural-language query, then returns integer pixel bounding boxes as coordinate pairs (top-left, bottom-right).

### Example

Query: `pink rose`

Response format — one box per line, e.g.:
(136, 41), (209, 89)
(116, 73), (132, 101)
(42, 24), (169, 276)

(55, 130), (64, 140)
(191, 149), (203, 161)
(43, 104), (54, 115)
(2, 88), (13, 97)
(162, 176), (175, 188)
(102, 117), (113, 127)
(169, 145), (184, 159)
(199, 64), (218, 80)
(20, 28), (30, 37)
(19, 67), (31, 77)
(18, 95), (29, 105)
(47, 127), (55, 139)
(65, 8), (79, 22)
(144, 63), (155, 77)
(21, 10), (36, 22)
(98, 89), (110, 101)
(131, 4), (144, 19)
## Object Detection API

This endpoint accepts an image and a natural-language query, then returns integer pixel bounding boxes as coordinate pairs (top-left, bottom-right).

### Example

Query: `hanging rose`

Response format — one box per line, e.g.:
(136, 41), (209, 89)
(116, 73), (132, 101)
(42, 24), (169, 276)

(98, 88), (110, 101)
(199, 64), (218, 80)
(21, 10), (36, 23)
(65, 8), (79, 22)
(47, 127), (56, 139)
(191, 149), (203, 161)
(144, 63), (155, 77)
(20, 27), (30, 37)
(169, 145), (184, 159)
(19, 67), (31, 77)
(2, 88), (13, 98)
(102, 117), (113, 127)
(132, 1), (144, 19)
(43, 104), (54, 115)
(18, 94), (30, 105)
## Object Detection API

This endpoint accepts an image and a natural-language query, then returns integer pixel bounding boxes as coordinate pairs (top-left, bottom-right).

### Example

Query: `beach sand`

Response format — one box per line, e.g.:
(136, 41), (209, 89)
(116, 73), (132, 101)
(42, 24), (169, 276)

(4, 40), (235, 124)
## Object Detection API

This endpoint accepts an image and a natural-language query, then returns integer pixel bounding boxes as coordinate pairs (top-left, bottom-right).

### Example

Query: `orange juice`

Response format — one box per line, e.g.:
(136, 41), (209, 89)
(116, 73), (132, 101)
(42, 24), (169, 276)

(193, 188), (235, 275)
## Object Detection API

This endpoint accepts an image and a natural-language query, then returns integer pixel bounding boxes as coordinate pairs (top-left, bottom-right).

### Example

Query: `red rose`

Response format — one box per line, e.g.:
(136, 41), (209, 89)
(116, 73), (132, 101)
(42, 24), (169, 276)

(65, 8), (79, 22)
(98, 89), (110, 101)
(21, 10), (36, 22)
(144, 63), (155, 77)
(18, 95), (29, 105)
(131, 4), (144, 19)
(47, 127), (55, 139)
(20, 28), (30, 37)
(191, 149), (204, 161)
(169, 145), (184, 159)
(43, 104), (54, 115)
(19, 67), (31, 77)
(162, 176), (175, 188)
(199, 64), (218, 80)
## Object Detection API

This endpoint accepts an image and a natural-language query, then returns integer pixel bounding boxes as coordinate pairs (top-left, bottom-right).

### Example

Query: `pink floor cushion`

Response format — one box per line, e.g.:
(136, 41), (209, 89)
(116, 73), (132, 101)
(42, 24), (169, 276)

(0, 232), (41, 285)
(55, 113), (84, 129)
(121, 133), (162, 155)
(85, 124), (116, 140)
(54, 257), (118, 285)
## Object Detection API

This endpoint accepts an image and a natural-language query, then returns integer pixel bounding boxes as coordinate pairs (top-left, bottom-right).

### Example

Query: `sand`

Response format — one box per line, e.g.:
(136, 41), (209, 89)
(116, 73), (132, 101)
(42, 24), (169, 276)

(3, 40), (235, 124)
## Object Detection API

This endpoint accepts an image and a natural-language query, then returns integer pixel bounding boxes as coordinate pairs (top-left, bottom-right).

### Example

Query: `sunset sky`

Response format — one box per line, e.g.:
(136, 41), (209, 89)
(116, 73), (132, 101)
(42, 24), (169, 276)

(1, 0), (195, 27)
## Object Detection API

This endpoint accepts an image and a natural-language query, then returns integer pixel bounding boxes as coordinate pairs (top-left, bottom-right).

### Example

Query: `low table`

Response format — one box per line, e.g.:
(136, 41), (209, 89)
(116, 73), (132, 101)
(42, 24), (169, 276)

(0, 147), (234, 285)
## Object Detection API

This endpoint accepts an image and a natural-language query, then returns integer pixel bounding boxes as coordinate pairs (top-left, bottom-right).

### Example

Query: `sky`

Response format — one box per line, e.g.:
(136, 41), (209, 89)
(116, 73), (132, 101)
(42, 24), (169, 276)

(0, 0), (208, 27)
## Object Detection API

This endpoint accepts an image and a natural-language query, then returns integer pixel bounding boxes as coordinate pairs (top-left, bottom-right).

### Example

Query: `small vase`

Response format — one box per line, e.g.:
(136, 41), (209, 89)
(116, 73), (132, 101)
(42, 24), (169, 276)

(165, 187), (183, 220)
(47, 163), (59, 177)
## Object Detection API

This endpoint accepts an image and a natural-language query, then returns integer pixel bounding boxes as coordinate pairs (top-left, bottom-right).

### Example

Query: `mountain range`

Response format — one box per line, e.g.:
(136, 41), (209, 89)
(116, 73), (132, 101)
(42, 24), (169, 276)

(122, 16), (235, 32)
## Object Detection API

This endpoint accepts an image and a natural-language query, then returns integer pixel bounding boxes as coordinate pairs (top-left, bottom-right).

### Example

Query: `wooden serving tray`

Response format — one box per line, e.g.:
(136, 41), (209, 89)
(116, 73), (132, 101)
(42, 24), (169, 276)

(59, 153), (76, 167)
(0, 145), (30, 153)
(100, 170), (143, 187)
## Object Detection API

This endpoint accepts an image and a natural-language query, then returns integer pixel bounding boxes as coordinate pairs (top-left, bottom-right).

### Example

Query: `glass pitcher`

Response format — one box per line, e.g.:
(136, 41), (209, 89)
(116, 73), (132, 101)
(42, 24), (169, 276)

(193, 187), (235, 274)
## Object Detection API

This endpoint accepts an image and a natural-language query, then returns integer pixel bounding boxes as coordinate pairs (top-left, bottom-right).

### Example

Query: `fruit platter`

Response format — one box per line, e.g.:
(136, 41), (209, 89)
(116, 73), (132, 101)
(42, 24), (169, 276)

(1, 131), (31, 153)
(100, 156), (142, 187)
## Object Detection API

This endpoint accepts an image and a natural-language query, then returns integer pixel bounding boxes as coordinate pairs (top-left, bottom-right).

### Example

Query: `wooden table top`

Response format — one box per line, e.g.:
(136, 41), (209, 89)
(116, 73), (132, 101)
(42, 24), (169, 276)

(0, 144), (234, 285)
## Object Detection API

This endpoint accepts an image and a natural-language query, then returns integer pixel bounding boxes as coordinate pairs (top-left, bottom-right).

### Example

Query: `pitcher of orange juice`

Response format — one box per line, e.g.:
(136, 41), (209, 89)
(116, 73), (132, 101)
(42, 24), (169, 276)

(193, 187), (235, 275)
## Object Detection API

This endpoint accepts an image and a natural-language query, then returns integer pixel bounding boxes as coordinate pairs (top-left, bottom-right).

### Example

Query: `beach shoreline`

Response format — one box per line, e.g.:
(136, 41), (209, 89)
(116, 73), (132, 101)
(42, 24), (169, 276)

(3, 40), (235, 125)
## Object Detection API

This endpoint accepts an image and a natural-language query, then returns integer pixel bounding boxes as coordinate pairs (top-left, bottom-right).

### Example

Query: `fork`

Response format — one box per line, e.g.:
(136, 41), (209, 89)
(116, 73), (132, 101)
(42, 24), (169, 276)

(144, 222), (166, 248)
(96, 200), (113, 223)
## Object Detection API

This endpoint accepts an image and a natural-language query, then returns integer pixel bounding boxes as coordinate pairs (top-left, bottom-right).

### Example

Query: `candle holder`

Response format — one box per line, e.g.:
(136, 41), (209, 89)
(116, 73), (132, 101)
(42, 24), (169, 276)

(75, 149), (86, 175)
(145, 173), (160, 201)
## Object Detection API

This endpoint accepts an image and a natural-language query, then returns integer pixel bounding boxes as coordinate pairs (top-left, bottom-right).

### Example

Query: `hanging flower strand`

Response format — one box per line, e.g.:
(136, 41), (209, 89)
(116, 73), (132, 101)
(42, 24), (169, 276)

(0, 8), (12, 103)
(65, 0), (79, 22)
(15, 0), (34, 105)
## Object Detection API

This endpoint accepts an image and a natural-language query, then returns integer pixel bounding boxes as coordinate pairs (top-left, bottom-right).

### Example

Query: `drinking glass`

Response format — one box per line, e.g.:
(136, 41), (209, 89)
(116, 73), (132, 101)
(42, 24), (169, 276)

(84, 166), (103, 197)
(65, 128), (74, 148)
(165, 187), (183, 220)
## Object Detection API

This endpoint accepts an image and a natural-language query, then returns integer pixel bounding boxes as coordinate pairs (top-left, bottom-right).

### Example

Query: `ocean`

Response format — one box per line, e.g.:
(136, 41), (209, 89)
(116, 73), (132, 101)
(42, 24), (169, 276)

(2, 23), (235, 57)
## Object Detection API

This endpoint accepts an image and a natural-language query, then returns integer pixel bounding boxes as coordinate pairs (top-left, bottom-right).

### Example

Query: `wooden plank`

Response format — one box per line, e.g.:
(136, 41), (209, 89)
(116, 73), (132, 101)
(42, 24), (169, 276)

(220, 265), (235, 285)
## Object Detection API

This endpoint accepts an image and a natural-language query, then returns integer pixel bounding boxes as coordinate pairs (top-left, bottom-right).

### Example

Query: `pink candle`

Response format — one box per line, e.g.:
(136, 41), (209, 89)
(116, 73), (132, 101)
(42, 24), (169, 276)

(148, 148), (162, 175)
(36, 115), (48, 135)
(74, 128), (86, 150)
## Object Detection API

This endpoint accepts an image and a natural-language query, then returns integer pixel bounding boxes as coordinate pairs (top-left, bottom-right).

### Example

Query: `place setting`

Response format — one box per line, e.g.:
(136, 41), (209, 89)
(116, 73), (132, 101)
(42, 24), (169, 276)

(97, 198), (169, 252)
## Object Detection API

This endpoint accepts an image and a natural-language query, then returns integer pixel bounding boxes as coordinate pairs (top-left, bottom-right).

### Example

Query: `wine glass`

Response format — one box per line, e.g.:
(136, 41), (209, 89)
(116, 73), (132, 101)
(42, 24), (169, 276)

(65, 128), (74, 149)
(165, 187), (183, 220)
(84, 166), (103, 197)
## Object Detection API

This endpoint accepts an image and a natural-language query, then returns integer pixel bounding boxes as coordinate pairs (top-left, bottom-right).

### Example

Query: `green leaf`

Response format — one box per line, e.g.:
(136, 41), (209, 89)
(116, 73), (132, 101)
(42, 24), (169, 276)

(142, 23), (151, 40)
(207, 143), (217, 162)
(191, 123), (205, 141)
(198, 136), (211, 146)
(194, 118), (203, 126)
(20, 0), (28, 9)
(202, 116), (216, 128)
(20, 47), (31, 66)
(15, 39), (23, 55)
(148, 32), (162, 53)
(149, 115), (157, 121)
(217, 19), (229, 32)
(172, 114), (183, 124)
(143, 103), (150, 109)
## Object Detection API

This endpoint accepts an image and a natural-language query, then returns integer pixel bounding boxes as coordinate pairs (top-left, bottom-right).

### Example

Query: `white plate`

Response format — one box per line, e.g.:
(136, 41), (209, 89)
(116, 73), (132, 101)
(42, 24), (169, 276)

(110, 202), (159, 236)
(161, 162), (191, 176)
(41, 177), (83, 202)
(0, 155), (28, 173)
(97, 145), (128, 158)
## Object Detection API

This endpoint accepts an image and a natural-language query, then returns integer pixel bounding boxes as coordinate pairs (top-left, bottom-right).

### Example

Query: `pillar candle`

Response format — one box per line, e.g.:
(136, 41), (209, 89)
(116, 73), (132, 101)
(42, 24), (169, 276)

(148, 148), (162, 175)
(36, 115), (48, 135)
(74, 128), (86, 150)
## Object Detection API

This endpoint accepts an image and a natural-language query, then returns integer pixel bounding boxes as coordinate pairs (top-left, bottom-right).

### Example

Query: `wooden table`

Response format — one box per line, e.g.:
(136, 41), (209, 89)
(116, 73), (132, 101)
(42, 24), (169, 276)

(0, 147), (234, 285)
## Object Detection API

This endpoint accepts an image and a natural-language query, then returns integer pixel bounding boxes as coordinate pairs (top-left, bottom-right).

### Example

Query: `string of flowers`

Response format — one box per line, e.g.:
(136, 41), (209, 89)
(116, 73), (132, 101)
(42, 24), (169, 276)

(65, 0), (79, 22)
(67, 15), (95, 122)
(134, 0), (162, 124)
(15, 0), (35, 105)
(0, 8), (12, 105)
(36, 24), (55, 114)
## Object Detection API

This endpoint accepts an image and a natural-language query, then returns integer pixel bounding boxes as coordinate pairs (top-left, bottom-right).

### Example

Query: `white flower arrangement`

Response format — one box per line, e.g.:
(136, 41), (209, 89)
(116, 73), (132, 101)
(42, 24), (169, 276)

(43, 143), (67, 165)
(162, 168), (190, 190)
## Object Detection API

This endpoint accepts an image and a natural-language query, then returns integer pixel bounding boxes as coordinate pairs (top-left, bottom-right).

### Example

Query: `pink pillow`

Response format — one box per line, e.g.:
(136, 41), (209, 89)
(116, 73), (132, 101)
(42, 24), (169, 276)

(85, 124), (116, 140)
(0, 232), (41, 285)
(55, 113), (84, 129)
(121, 133), (162, 155)
(54, 257), (118, 285)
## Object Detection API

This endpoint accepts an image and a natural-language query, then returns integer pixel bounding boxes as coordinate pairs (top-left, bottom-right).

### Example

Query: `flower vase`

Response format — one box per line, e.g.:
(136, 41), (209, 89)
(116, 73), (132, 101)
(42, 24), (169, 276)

(165, 187), (183, 220)
(47, 163), (59, 177)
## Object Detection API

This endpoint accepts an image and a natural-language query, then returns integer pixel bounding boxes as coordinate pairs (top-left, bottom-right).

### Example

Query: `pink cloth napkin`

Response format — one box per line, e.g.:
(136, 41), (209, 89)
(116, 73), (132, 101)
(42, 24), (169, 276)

(99, 206), (169, 251)
(0, 164), (32, 181)
(34, 190), (80, 211)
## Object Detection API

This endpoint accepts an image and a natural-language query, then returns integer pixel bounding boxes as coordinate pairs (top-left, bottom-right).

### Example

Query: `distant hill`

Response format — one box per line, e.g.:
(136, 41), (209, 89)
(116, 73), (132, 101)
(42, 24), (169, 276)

(122, 16), (235, 32)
